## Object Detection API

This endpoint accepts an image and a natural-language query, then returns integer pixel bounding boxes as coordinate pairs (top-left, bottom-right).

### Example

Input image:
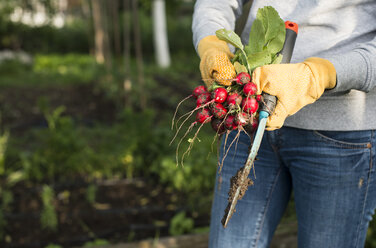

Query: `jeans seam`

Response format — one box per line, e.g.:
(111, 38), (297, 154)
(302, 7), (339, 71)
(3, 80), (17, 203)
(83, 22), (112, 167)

(252, 166), (282, 248)
(312, 130), (371, 149)
(354, 137), (373, 247)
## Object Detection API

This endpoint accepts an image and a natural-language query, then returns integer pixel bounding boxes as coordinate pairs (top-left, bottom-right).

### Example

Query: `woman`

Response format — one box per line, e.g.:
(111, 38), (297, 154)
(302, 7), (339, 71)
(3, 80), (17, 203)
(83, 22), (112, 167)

(192, 1), (376, 247)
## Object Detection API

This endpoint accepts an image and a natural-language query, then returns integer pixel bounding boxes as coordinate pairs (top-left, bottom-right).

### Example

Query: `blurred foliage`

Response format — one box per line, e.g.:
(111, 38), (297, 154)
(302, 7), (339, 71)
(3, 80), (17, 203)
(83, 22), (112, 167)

(86, 184), (97, 205)
(0, 1), (195, 56)
(41, 185), (58, 231)
(0, 0), (57, 18)
(0, 131), (9, 176)
(44, 244), (63, 248)
(0, 20), (90, 53)
(169, 211), (194, 236)
(0, 53), (104, 86)
(367, 218), (376, 248)
(0, 189), (13, 241)
(4, 106), (216, 188)
(83, 239), (110, 247)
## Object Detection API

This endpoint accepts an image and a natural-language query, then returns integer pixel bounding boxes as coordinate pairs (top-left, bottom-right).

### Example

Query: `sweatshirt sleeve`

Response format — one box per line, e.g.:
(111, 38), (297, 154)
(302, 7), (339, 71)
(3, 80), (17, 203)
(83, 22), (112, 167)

(192, 0), (244, 51)
(324, 35), (376, 93)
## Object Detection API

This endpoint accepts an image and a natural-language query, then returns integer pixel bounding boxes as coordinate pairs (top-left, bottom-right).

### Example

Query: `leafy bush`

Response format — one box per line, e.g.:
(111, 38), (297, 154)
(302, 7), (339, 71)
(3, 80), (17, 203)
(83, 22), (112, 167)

(169, 211), (194, 236)
(33, 54), (104, 83)
(83, 239), (110, 247)
(40, 185), (58, 231)
(18, 106), (96, 182)
(0, 53), (106, 86)
(0, 20), (90, 53)
(366, 218), (376, 248)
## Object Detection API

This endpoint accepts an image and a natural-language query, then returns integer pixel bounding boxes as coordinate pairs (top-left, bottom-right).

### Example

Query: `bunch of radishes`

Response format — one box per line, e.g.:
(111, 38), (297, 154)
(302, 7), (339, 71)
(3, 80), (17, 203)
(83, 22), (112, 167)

(193, 72), (260, 135)
(171, 71), (262, 165)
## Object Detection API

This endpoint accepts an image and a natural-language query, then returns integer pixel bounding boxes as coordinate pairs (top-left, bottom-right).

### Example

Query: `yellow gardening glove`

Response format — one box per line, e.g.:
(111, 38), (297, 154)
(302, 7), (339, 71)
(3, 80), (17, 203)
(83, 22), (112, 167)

(198, 35), (237, 87)
(252, 57), (337, 130)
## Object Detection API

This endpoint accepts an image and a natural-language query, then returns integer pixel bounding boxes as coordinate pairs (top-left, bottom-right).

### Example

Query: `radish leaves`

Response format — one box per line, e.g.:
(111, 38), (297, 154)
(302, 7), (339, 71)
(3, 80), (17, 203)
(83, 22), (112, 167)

(217, 6), (286, 73)
(216, 29), (244, 50)
(234, 62), (248, 74)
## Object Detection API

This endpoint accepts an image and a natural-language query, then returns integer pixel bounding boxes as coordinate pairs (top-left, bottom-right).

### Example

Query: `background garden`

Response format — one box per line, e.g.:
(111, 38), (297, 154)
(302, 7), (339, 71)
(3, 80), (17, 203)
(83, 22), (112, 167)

(0, 1), (374, 247)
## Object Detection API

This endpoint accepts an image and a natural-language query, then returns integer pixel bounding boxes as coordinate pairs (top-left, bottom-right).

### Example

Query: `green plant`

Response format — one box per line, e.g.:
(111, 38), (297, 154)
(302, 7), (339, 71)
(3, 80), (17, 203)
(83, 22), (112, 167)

(83, 239), (110, 247)
(0, 130), (9, 176)
(44, 244), (63, 248)
(366, 218), (376, 248)
(0, 189), (13, 241)
(20, 105), (96, 182)
(40, 185), (58, 231)
(86, 184), (97, 205)
(169, 211), (194, 236)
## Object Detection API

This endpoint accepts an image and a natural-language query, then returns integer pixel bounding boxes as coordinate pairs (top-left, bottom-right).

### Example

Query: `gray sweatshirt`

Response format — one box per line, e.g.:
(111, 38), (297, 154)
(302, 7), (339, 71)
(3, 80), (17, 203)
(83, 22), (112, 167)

(192, 0), (376, 131)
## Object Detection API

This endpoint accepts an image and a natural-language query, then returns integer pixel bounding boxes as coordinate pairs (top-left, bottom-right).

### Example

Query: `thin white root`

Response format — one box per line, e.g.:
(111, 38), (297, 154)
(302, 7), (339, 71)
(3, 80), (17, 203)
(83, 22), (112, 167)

(175, 122), (196, 166)
(171, 94), (193, 130)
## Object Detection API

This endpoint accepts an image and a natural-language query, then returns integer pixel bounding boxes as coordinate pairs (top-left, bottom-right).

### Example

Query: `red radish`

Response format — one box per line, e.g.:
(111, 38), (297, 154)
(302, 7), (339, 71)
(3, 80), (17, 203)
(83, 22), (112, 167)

(256, 94), (262, 101)
(196, 108), (212, 124)
(236, 72), (251, 85)
(243, 82), (257, 96)
(192, 85), (208, 98)
(210, 103), (228, 119)
(224, 115), (237, 130)
(252, 119), (259, 130)
(213, 88), (228, 103)
(211, 118), (226, 134)
(196, 93), (211, 106)
(242, 97), (259, 114)
(244, 118), (259, 134)
(226, 92), (242, 108)
(235, 112), (250, 126)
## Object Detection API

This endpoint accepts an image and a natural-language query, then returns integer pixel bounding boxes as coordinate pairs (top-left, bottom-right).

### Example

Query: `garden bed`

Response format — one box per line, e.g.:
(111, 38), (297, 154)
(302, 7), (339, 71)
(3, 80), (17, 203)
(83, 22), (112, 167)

(1, 178), (209, 248)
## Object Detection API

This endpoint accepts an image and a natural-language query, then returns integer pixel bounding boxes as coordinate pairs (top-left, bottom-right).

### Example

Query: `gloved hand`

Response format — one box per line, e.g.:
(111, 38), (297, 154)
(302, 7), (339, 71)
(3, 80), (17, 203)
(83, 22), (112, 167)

(198, 35), (237, 87)
(252, 57), (337, 130)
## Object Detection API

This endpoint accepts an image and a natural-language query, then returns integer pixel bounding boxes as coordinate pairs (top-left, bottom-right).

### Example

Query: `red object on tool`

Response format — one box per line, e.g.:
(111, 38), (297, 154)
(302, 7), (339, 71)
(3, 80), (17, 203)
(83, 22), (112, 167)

(285, 21), (298, 34)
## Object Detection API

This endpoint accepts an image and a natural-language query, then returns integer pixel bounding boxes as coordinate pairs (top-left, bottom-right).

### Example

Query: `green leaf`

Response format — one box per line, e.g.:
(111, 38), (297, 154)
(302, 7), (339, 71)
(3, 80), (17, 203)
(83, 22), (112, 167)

(267, 32), (285, 54)
(234, 62), (248, 74)
(258, 6), (284, 43)
(259, 6), (286, 54)
(246, 18), (265, 54)
(231, 50), (241, 63)
(232, 50), (248, 67)
(247, 50), (272, 72)
(245, 6), (285, 56)
(215, 29), (244, 50)
(271, 54), (283, 64)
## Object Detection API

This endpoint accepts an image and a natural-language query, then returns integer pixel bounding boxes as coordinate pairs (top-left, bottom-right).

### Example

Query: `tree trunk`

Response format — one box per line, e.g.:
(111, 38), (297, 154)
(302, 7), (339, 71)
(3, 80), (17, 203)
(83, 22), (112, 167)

(132, 0), (146, 110)
(82, 0), (93, 54)
(152, 0), (171, 68)
(111, 0), (121, 55)
(91, 0), (112, 69)
(123, 0), (132, 108)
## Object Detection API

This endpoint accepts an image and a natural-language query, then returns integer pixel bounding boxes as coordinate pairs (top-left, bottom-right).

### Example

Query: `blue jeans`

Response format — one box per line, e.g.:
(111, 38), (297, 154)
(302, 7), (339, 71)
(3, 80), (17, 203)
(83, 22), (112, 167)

(209, 127), (376, 248)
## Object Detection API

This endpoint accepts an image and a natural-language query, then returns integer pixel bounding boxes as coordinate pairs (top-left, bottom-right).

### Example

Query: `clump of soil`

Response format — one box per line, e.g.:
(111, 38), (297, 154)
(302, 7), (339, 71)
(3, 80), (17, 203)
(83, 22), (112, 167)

(221, 166), (253, 226)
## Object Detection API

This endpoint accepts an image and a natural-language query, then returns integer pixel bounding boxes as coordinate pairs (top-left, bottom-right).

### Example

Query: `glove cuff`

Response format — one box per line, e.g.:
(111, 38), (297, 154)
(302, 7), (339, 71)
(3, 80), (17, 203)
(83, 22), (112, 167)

(197, 35), (233, 59)
(304, 57), (337, 90)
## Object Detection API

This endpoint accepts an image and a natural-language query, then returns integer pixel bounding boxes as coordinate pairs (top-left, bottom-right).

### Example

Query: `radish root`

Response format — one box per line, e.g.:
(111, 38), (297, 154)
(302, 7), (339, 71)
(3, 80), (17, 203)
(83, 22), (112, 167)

(171, 94), (192, 130)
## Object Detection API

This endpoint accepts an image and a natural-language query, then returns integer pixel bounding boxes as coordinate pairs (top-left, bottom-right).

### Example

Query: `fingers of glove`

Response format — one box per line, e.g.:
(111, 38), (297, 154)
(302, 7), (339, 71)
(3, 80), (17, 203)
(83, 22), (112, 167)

(199, 57), (214, 87)
(211, 52), (236, 86)
(199, 49), (236, 86)
(265, 101), (288, 131)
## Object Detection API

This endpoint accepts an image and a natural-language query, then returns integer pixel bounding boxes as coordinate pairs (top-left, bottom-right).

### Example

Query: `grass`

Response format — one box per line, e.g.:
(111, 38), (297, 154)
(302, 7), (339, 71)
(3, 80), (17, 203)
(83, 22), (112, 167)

(0, 54), (105, 87)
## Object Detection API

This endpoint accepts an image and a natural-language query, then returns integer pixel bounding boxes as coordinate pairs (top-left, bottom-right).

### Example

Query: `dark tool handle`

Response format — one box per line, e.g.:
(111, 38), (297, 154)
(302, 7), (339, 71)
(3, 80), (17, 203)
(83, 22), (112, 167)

(260, 21), (298, 115)
(281, 21), (298, 63)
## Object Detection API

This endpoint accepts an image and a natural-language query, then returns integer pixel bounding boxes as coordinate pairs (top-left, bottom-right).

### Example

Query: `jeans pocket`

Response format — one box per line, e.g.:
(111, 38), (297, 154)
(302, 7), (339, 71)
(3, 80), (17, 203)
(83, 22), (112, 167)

(312, 130), (372, 149)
